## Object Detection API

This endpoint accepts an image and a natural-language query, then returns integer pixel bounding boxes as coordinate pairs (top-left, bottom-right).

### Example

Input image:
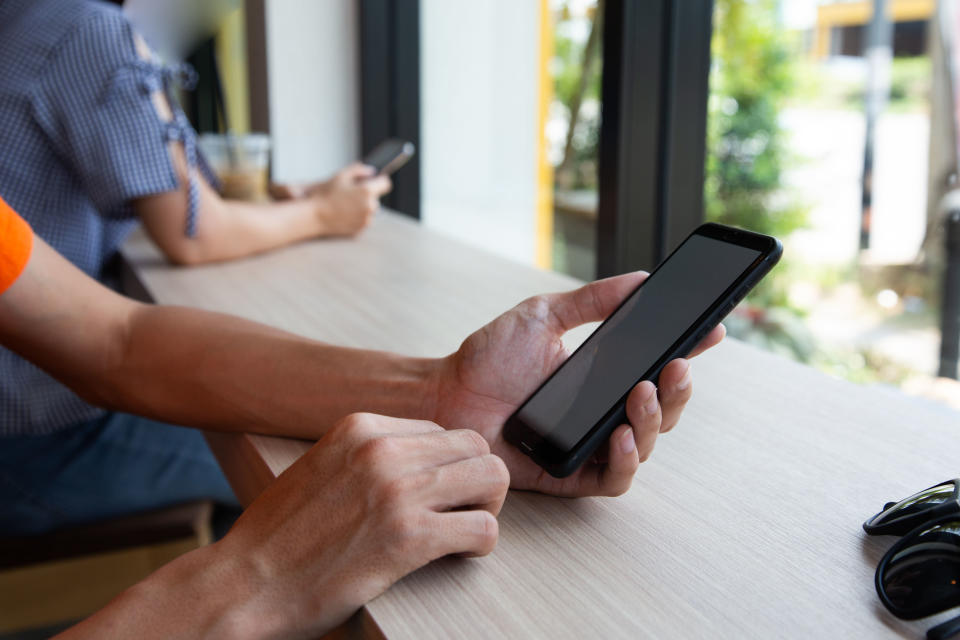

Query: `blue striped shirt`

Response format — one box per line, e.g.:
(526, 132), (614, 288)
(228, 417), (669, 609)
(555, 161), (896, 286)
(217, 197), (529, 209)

(0, 0), (214, 435)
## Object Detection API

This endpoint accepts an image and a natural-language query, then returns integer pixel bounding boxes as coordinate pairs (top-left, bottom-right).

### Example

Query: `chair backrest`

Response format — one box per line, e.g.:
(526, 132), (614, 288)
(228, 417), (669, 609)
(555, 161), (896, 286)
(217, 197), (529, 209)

(0, 500), (213, 570)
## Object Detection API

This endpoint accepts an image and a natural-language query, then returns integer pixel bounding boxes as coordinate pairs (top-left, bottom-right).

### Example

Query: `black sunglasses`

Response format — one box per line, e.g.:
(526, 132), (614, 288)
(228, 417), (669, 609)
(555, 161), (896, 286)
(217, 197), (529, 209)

(864, 479), (960, 640)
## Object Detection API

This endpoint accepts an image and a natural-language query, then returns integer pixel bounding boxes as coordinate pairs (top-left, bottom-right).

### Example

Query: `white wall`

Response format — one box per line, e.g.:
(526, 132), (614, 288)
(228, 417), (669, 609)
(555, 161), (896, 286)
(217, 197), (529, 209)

(421, 0), (541, 266)
(265, 0), (359, 182)
(262, 0), (542, 264)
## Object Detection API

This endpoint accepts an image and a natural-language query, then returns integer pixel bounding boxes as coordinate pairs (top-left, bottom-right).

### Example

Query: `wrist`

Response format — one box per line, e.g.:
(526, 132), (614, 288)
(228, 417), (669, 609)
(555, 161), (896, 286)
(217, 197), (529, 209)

(80, 543), (282, 640)
(372, 353), (446, 424)
(209, 515), (360, 638)
(192, 539), (289, 640)
(308, 194), (334, 236)
(418, 355), (447, 425)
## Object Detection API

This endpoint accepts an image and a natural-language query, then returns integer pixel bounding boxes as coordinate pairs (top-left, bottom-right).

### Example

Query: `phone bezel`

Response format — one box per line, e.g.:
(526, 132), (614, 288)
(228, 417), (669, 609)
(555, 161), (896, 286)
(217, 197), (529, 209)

(502, 223), (782, 477)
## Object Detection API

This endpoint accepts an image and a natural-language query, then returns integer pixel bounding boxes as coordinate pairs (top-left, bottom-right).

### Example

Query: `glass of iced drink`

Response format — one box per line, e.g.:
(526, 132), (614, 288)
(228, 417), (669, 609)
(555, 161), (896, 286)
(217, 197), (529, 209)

(198, 133), (271, 201)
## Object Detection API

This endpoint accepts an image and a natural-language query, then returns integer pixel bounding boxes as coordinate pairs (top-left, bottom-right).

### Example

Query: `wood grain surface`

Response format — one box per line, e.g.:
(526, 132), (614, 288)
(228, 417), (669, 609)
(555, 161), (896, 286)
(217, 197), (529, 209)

(122, 211), (960, 639)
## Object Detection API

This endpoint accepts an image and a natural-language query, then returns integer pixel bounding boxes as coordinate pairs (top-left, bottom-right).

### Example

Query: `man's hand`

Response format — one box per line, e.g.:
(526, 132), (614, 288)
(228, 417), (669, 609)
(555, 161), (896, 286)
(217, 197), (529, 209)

(431, 272), (724, 498)
(272, 163), (392, 237)
(213, 413), (509, 636)
(55, 413), (509, 639)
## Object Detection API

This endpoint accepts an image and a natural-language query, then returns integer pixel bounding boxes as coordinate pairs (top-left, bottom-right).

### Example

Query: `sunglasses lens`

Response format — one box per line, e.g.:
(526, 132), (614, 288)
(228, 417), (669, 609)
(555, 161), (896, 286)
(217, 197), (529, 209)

(881, 520), (960, 616)
(871, 482), (956, 528)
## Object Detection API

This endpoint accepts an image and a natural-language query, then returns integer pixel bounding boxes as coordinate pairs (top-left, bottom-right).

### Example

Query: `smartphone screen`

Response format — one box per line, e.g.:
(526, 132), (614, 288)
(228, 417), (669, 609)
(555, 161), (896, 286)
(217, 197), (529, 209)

(513, 232), (765, 453)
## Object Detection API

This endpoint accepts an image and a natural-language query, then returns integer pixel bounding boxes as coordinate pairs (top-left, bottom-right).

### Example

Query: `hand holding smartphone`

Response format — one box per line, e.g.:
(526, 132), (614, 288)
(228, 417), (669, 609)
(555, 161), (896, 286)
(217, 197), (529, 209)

(503, 223), (782, 478)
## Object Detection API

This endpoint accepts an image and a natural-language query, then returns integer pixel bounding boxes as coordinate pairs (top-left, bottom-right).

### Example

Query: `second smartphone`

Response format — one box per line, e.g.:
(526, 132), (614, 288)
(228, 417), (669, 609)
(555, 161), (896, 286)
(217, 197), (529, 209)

(362, 139), (415, 177)
(503, 223), (782, 478)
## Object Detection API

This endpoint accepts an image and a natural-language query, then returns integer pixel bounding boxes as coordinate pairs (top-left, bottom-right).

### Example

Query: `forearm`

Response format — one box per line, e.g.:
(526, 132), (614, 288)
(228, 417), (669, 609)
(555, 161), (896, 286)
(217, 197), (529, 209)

(137, 143), (386, 265)
(54, 543), (278, 640)
(0, 238), (441, 440)
(178, 195), (325, 265)
(137, 140), (359, 265)
(136, 173), (327, 266)
(98, 304), (441, 438)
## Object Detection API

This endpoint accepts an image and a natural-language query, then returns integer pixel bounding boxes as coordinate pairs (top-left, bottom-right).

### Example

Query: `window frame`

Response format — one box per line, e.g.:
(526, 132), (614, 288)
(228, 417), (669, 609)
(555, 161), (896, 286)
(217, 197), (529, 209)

(354, 0), (713, 255)
(359, 0), (422, 219)
(597, 0), (715, 276)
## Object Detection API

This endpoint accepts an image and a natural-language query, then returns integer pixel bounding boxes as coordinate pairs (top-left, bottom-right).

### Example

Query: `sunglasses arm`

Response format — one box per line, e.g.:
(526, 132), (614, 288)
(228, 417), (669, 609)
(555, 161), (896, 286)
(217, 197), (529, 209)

(929, 614), (960, 640)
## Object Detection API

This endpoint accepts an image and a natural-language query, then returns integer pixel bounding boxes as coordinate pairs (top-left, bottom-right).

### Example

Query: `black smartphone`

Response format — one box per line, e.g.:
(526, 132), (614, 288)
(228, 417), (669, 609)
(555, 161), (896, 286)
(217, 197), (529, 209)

(503, 223), (782, 478)
(362, 139), (416, 176)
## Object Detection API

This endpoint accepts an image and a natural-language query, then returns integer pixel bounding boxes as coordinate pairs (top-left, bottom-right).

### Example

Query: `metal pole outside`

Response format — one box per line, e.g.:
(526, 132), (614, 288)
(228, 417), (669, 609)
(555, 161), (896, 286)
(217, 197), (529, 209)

(860, 0), (893, 251)
(940, 208), (960, 379)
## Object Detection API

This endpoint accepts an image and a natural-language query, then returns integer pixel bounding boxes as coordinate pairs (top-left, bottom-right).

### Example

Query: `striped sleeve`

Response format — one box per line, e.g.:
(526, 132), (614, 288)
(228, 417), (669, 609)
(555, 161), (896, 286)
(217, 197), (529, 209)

(0, 197), (34, 296)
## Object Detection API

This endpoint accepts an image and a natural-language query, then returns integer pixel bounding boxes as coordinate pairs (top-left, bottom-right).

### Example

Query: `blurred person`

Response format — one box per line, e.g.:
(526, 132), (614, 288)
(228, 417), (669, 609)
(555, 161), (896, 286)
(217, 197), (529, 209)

(0, 0), (388, 518)
(0, 199), (721, 636)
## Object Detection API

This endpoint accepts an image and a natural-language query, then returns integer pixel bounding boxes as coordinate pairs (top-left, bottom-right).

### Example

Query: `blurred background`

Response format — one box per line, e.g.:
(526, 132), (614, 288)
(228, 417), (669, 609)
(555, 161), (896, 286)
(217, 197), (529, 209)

(174, 0), (960, 410)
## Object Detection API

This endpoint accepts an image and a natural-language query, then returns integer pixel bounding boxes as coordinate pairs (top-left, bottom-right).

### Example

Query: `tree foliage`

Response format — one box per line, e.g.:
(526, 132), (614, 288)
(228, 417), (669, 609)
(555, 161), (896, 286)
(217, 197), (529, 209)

(552, 5), (603, 190)
(707, 0), (808, 308)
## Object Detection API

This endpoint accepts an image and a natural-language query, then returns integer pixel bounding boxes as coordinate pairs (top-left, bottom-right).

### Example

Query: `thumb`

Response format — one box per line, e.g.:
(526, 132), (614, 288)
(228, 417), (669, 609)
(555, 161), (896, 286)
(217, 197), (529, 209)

(543, 271), (648, 332)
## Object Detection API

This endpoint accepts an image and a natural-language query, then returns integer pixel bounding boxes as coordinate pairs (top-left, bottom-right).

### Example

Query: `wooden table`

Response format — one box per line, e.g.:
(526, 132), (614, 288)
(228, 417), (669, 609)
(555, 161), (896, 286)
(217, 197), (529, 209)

(122, 211), (960, 639)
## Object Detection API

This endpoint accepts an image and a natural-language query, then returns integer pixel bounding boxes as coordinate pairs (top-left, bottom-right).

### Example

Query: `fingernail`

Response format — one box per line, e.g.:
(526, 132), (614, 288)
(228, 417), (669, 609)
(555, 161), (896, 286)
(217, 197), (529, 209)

(676, 361), (692, 390)
(620, 428), (636, 454)
(644, 390), (659, 415)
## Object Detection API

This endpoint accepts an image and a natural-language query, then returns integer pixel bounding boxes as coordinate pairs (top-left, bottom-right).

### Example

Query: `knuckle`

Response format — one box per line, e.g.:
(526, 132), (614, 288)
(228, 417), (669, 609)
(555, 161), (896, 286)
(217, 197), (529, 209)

(424, 421), (445, 433)
(338, 412), (374, 438)
(387, 510), (425, 556)
(386, 471), (430, 503)
(482, 454), (510, 489)
(376, 468), (438, 509)
(458, 429), (490, 456)
(353, 433), (400, 467)
(530, 294), (551, 314)
(476, 511), (500, 554)
(519, 294), (551, 321)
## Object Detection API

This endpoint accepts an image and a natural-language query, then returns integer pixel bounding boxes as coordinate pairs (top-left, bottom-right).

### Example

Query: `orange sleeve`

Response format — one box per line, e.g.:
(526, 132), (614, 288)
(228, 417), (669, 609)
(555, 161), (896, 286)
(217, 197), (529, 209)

(0, 197), (33, 296)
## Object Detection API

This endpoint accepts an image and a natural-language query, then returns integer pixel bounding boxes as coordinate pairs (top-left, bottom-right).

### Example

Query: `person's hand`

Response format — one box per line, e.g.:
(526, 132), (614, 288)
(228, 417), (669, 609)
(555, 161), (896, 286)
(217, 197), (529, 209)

(273, 164), (391, 237)
(431, 272), (725, 498)
(269, 163), (391, 235)
(214, 413), (509, 637)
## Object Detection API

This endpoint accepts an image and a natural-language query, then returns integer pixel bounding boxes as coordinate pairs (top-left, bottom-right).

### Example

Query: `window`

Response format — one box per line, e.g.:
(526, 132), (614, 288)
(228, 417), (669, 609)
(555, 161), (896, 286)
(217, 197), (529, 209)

(705, 0), (960, 405)
(358, 0), (960, 404)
